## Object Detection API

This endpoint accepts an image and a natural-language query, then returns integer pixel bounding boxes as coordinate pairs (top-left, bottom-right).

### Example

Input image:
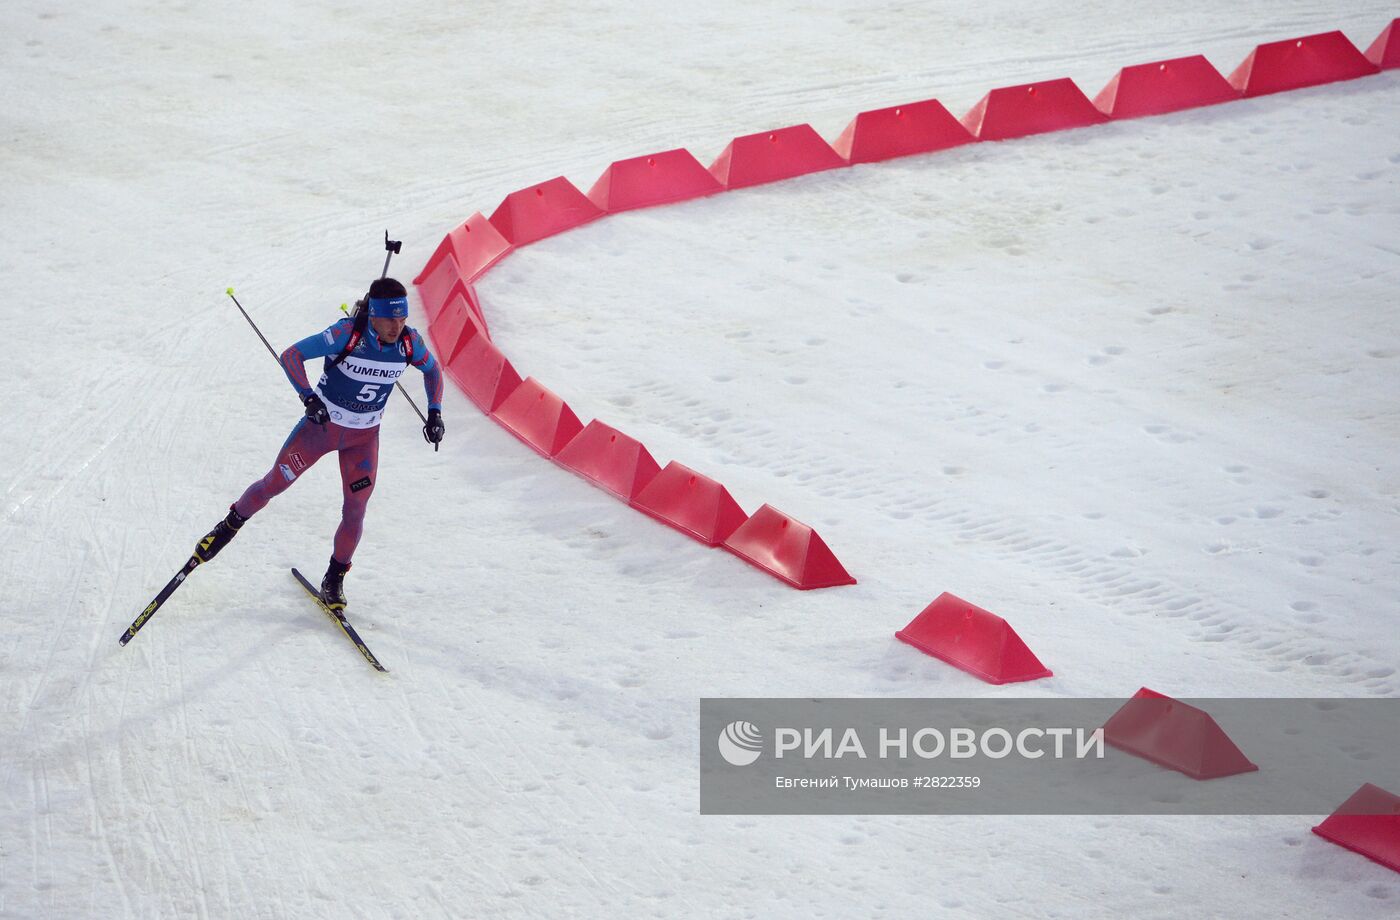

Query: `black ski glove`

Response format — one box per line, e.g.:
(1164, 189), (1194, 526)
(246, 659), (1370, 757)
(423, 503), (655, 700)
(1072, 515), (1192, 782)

(303, 393), (330, 425)
(423, 409), (445, 446)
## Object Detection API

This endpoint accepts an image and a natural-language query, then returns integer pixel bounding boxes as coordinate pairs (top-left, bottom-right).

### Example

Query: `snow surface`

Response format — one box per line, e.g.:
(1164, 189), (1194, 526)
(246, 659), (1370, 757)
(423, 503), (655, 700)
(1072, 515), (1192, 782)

(3, 1), (1399, 917)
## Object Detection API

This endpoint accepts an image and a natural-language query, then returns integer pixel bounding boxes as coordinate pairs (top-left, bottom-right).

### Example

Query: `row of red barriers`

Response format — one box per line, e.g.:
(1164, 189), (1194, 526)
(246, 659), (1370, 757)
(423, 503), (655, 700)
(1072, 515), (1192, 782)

(413, 22), (1396, 591)
(418, 271), (856, 589)
(414, 24), (1399, 867)
(895, 596), (1399, 872)
(417, 23), (1398, 287)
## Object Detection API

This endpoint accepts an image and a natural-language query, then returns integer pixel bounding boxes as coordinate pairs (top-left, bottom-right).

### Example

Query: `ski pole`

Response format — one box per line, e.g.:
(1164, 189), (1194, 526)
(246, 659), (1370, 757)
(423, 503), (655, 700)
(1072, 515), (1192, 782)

(377, 233), (428, 445)
(225, 288), (281, 362)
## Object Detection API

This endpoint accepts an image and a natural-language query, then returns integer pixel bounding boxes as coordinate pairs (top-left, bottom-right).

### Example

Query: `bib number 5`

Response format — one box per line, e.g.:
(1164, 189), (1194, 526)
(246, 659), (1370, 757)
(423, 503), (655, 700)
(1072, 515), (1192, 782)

(357, 383), (381, 402)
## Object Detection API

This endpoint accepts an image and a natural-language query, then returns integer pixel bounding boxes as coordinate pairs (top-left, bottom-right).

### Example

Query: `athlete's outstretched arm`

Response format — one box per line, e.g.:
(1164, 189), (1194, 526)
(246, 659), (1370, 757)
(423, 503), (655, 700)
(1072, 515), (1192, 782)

(279, 319), (353, 398)
(409, 330), (444, 411)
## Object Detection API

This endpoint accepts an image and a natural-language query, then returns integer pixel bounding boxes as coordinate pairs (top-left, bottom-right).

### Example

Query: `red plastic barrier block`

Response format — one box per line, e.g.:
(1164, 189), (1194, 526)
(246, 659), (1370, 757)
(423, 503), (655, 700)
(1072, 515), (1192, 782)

(490, 377), (584, 458)
(488, 177), (604, 246)
(1228, 31), (1378, 97)
(417, 265), (489, 337)
(1365, 19), (1400, 69)
(414, 251), (466, 326)
(414, 213), (513, 287)
(587, 149), (723, 212)
(460, 282), (488, 339)
(428, 288), (488, 365)
(1094, 56), (1240, 119)
(708, 124), (848, 189)
(832, 98), (974, 164)
(630, 461), (748, 546)
(895, 593), (1052, 685)
(1102, 688), (1257, 780)
(721, 504), (856, 590)
(446, 333), (521, 413)
(1313, 783), (1400, 874)
(961, 78), (1108, 141)
(554, 420), (662, 501)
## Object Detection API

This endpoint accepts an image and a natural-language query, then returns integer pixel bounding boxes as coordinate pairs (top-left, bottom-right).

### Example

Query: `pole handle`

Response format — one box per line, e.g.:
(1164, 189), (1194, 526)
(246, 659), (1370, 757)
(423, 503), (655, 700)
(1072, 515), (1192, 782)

(382, 230), (402, 279)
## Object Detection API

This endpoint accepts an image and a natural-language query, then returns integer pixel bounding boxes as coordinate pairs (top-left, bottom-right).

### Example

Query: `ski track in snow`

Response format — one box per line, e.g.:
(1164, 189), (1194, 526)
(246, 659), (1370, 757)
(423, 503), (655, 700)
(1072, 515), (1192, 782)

(3, 1), (1400, 918)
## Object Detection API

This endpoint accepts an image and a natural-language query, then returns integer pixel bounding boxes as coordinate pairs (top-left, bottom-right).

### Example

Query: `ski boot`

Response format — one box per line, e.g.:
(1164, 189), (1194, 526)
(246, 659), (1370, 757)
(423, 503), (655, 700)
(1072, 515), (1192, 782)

(195, 505), (248, 563)
(321, 557), (351, 611)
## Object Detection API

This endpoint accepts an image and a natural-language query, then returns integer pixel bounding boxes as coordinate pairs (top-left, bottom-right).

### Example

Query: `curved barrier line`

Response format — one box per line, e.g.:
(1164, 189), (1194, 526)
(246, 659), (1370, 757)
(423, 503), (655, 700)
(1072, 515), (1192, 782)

(414, 22), (1395, 590)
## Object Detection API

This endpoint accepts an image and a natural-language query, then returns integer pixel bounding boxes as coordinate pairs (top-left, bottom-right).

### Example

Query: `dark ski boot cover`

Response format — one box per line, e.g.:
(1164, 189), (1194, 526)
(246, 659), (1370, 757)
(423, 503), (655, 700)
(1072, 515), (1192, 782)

(321, 557), (351, 611)
(195, 505), (247, 563)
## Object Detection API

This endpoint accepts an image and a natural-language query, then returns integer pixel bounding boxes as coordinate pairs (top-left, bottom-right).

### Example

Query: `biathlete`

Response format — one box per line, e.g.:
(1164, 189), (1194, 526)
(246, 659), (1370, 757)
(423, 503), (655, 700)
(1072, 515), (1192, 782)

(193, 277), (445, 608)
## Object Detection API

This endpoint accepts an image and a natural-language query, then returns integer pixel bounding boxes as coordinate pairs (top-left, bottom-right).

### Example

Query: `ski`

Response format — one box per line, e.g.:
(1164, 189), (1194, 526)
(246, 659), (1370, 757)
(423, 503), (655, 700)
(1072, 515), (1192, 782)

(290, 567), (388, 672)
(119, 555), (202, 646)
